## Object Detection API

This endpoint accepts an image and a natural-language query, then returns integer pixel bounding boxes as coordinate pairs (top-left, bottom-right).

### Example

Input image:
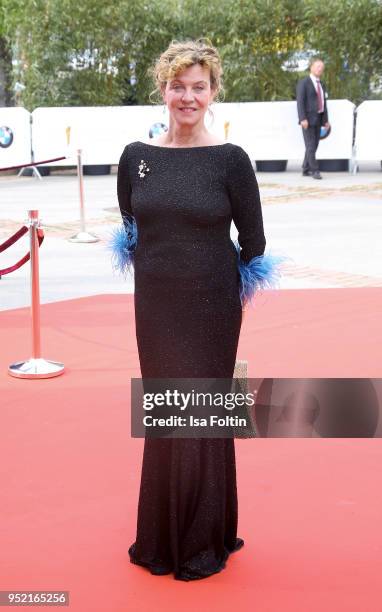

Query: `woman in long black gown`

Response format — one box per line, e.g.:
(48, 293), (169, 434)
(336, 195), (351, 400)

(111, 39), (277, 581)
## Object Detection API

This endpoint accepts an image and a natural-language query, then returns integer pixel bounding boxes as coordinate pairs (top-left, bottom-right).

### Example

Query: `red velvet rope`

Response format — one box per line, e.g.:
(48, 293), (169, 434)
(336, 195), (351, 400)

(0, 225), (28, 252)
(0, 156), (67, 172)
(0, 226), (44, 275)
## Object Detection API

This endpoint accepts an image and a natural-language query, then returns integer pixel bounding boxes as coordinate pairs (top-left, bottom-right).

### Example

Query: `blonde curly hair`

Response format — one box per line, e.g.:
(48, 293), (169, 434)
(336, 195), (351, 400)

(148, 37), (225, 105)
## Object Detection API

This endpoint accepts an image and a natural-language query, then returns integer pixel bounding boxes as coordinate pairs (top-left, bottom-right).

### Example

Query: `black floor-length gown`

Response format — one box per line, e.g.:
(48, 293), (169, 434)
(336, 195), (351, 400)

(117, 140), (266, 581)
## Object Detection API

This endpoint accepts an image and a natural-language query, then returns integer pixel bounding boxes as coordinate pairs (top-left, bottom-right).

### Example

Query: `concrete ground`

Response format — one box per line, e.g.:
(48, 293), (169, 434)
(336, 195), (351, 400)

(1, 160), (381, 311)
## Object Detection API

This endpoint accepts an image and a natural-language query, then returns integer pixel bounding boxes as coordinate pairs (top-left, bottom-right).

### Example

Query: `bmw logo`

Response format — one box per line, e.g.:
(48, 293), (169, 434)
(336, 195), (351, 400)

(149, 122), (168, 139)
(0, 126), (14, 148)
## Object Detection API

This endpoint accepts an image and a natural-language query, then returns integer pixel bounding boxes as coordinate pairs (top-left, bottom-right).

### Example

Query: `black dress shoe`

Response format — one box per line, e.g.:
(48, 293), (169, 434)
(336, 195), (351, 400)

(302, 170), (311, 176)
(312, 171), (322, 179)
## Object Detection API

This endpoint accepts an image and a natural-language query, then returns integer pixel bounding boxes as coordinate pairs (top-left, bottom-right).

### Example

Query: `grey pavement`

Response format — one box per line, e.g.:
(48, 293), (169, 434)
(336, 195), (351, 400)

(1, 160), (381, 311)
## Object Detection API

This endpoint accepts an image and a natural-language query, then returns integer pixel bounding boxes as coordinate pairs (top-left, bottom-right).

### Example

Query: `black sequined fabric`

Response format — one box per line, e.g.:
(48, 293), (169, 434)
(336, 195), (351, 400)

(117, 141), (266, 581)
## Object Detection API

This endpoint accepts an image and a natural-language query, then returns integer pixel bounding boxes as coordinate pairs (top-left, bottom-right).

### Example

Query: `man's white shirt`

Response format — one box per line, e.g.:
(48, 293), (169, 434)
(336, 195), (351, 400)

(310, 73), (325, 113)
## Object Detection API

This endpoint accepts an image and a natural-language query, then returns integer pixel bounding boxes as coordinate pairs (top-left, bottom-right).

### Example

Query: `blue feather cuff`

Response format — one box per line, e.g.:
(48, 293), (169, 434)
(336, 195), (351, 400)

(106, 218), (288, 301)
(234, 241), (290, 307)
(107, 215), (138, 277)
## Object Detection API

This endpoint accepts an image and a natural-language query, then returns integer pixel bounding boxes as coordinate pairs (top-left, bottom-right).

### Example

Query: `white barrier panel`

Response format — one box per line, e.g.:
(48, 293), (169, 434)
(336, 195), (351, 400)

(228, 100), (355, 160)
(0, 107), (31, 167)
(32, 106), (165, 165)
(31, 104), (230, 165)
(355, 101), (382, 161)
(32, 100), (355, 165)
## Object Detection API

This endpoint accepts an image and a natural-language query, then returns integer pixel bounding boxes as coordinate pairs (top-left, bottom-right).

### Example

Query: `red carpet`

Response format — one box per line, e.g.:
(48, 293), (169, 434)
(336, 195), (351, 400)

(1, 289), (381, 611)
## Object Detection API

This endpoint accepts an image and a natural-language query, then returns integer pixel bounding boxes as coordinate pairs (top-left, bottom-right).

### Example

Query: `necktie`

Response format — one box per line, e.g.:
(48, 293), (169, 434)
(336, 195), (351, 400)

(316, 79), (323, 112)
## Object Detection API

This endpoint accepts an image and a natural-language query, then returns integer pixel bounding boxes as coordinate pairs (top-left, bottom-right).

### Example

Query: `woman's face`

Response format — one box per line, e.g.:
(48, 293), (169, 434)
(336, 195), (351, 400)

(162, 63), (216, 125)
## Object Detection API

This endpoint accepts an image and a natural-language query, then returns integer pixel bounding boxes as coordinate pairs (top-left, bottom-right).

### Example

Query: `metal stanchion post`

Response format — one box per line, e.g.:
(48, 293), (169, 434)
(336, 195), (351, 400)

(350, 143), (358, 175)
(69, 148), (99, 243)
(8, 210), (65, 378)
(224, 120), (230, 141)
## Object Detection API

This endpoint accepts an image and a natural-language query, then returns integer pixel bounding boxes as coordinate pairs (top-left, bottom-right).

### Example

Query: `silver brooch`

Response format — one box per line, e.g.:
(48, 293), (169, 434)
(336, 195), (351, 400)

(138, 159), (150, 178)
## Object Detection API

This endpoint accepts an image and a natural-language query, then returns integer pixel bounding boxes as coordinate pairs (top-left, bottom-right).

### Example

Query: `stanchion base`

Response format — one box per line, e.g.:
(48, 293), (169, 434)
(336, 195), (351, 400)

(68, 231), (99, 243)
(8, 358), (65, 379)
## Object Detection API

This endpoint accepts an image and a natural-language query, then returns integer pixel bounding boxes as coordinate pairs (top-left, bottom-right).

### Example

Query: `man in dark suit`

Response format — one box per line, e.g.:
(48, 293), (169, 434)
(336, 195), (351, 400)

(296, 57), (331, 179)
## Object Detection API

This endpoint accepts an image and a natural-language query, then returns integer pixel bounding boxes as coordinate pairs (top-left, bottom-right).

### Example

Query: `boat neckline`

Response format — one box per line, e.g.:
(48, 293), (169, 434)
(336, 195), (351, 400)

(135, 140), (231, 150)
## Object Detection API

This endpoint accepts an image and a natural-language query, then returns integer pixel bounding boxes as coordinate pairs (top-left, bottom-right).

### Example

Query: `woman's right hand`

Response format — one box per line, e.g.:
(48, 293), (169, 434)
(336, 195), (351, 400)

(300, 119), (309, 129)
